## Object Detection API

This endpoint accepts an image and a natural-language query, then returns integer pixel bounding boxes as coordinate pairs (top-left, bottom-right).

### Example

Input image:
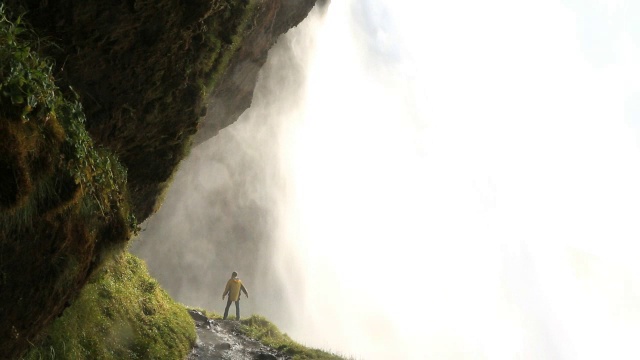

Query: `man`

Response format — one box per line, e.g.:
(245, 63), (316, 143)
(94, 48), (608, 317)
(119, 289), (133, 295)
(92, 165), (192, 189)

(222, 271), (249, 320)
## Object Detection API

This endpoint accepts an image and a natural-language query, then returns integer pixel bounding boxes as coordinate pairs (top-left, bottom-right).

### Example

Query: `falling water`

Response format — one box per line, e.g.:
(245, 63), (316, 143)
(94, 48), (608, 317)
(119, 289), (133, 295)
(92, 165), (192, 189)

(134, 1), (640, 359)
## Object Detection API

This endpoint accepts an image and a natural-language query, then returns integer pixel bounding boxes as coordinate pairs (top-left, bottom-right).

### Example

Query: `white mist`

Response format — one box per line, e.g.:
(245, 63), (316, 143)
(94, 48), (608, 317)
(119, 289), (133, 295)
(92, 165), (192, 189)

(271, 1), (640, 359)
(133, 1), (640, 359)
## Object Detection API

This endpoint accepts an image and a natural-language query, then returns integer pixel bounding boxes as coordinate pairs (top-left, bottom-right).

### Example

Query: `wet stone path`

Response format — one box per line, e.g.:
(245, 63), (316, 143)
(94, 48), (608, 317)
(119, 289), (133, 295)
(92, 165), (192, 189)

(187, 310), (285, 360)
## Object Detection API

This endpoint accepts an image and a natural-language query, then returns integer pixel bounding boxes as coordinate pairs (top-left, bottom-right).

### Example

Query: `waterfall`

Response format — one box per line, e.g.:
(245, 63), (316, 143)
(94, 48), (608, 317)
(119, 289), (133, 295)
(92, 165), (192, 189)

(134, 1), (640, 359)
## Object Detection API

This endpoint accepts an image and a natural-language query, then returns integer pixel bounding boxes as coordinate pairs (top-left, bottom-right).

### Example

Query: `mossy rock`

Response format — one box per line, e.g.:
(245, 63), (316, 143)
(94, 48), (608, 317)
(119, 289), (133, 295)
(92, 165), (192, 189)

(4, 0), (259, 220)
(0, 9), (135, 358)
(22, 252), (196, 360)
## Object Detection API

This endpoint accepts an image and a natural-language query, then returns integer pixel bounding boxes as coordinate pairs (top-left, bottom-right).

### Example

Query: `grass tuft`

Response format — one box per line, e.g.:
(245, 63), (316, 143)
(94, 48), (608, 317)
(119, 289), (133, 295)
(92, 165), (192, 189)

(240, 315), (346, 360)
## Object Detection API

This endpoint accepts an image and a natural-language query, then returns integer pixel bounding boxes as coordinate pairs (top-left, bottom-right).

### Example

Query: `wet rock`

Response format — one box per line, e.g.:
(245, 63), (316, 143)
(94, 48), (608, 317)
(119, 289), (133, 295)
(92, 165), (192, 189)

(193, 0), (318, 145)
(214, 342), (232, 350)
(255, 353), (278, 360)
(188, 315), (289, 360)
(188, 309), (209, 323)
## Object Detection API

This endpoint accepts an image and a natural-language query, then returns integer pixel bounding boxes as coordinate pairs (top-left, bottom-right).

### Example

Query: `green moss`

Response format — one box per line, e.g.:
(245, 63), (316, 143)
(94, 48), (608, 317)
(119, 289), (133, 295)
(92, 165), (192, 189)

(240, 316), (346, 360)
(0, 4), (136, 231)
(3, 0), (263, 220)
(22, 252), (196, 360)
(203, 0), (261, 90)
(0, 6), (137, 357)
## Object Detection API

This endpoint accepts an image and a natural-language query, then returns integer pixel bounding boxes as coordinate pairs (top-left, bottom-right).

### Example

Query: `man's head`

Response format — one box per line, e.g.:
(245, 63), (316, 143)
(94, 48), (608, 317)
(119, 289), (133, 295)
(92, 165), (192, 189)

(232, 271), (238, 278)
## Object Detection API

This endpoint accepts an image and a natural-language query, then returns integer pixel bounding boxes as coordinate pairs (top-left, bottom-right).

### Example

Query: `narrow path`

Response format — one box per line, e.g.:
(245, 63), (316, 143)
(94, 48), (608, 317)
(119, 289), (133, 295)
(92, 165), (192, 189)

(187, 310), (286, 360)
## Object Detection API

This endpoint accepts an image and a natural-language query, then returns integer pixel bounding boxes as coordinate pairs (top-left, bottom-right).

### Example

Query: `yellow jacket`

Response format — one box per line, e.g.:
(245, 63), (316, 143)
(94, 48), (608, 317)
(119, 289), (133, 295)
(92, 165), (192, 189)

(223, 278), (248, 301)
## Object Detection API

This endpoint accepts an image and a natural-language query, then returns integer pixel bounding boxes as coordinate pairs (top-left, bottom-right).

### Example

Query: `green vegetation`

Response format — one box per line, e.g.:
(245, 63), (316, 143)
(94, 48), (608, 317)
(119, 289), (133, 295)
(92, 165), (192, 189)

(0, 5), (134, 223)
(3, 0), (263, 220)
(0, 6), (136, 357)
(240, 316), (346, 360)
(22, 252), (196, 360)
(202, 0), (262, 90)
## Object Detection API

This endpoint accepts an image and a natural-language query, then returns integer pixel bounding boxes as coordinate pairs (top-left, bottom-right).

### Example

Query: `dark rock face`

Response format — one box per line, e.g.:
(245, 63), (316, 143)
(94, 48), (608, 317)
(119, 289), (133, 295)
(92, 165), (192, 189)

(194, 0), (318, 145)
(1, 1), (318, 358)
(189, 309), (210, 324)
(5, 0), (245, 221)
(5, 0), (317, 222)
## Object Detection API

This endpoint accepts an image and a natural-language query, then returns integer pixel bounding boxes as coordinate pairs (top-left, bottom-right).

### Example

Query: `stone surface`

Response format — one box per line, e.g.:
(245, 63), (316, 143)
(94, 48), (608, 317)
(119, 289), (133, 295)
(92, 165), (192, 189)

(194, 0), (318, 145)
(255, 353), (278, 360)
(188, 317), (285, 360)
(189, 309), (210, 324)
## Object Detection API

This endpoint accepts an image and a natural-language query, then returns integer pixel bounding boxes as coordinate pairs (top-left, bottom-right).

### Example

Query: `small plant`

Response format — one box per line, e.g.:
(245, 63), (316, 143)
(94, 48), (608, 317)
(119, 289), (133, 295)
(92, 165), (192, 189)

(0, 6), (55, 121)
(0, 4), (137, 233)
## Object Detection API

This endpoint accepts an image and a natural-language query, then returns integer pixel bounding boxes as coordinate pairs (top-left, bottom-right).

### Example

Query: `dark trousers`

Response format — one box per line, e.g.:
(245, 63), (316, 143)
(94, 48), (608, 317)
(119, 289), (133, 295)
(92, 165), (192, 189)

(223, 299), (240, 320)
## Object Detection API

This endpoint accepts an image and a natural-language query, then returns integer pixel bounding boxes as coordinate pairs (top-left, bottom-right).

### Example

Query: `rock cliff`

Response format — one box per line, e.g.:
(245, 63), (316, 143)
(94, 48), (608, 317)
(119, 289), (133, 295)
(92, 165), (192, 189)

(0, 1), (318, 357)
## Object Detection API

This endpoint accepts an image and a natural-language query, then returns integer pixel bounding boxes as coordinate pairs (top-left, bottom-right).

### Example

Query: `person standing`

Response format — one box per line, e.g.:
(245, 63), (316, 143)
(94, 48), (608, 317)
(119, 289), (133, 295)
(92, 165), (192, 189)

(222, 271), (249, 320)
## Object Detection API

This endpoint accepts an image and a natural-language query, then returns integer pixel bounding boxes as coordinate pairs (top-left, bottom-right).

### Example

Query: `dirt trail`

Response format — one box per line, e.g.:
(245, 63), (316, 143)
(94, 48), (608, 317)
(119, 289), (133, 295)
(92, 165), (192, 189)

(187, 310), (285, 360)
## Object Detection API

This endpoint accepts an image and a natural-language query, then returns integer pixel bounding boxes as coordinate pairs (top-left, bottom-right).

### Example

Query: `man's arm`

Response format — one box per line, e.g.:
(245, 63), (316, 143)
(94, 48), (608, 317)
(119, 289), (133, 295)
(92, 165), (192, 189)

(241, 284), (249, 298)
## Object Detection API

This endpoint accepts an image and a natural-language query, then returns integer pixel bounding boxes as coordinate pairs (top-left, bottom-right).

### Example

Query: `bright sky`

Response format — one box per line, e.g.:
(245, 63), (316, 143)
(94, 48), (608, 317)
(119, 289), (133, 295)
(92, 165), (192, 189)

(279, 1), (640, 359)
